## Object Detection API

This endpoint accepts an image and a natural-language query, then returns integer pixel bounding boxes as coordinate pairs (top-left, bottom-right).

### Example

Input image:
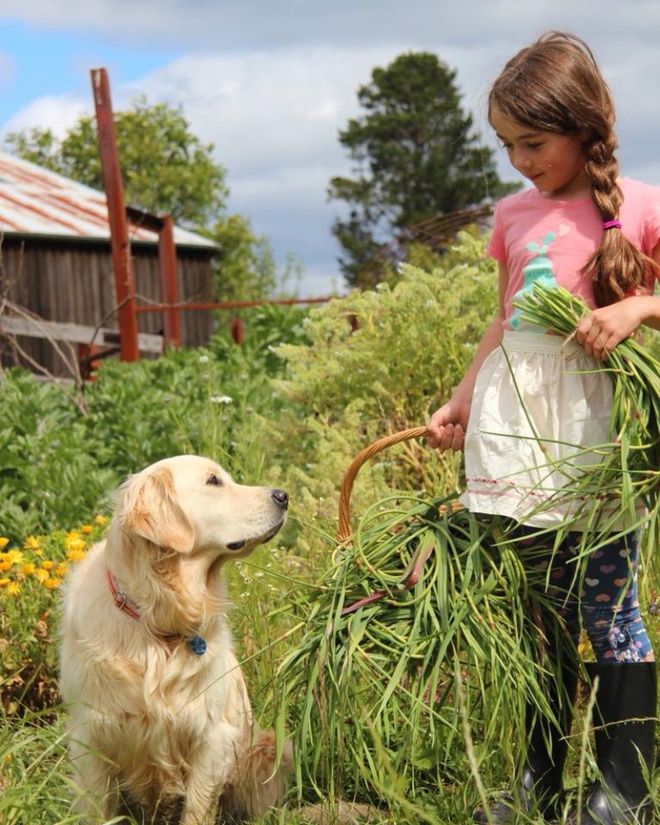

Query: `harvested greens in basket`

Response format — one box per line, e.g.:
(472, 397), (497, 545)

(279, 496), (577, 814)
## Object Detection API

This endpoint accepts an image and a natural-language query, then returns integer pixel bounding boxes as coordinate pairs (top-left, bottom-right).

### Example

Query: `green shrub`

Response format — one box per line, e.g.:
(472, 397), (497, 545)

(0, 303), (310, 543)
(269, 230), (497, 543)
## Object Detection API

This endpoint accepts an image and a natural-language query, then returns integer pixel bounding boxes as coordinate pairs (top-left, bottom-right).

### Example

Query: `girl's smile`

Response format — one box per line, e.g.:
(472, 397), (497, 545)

(490, 105), (591, 200)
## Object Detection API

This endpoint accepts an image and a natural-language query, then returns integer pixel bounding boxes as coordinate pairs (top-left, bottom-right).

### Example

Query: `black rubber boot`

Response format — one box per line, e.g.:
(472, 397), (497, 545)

(473, 663), (578, 823)
(567, 661), (657, 825)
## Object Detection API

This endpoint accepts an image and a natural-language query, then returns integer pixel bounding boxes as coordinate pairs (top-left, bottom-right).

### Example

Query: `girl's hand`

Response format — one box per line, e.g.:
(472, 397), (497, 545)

(575, 297), (645, 360)
(427, 397), (471, 451)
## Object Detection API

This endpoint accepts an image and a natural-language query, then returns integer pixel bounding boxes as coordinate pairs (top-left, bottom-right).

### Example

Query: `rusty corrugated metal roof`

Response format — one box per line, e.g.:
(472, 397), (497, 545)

(0, 151), (218, 250)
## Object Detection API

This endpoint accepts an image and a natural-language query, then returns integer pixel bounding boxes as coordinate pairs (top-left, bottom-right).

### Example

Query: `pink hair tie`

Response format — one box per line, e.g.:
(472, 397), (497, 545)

(602, 220), (622, 230)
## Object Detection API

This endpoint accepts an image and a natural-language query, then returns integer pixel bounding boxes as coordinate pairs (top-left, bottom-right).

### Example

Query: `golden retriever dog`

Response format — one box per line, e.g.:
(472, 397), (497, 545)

(59, 455), (292, 824)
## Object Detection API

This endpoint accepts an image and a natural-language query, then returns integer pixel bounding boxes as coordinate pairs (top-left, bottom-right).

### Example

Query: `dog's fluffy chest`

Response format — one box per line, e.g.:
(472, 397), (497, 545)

(89, 638), (251, 790)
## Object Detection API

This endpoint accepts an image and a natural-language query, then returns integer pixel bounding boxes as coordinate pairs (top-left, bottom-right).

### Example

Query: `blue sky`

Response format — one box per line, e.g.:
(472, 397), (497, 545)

(1, 2), (660, 297)
(0, 21), (182, 120)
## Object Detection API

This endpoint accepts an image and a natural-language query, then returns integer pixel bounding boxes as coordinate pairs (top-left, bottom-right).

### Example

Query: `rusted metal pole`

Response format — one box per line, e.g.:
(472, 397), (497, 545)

(91, 67), (140, 362)
(158, 215), (181, 348)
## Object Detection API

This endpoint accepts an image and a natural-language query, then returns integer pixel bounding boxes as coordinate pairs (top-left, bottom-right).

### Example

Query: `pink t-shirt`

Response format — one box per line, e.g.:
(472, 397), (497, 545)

(487, 177), (660, 327)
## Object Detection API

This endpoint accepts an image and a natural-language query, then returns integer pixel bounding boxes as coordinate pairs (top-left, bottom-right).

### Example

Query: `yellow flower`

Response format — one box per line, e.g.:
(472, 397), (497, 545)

(0, 537), (9, 550)
(0, 549), (24, 570)
(81, 524), (93, 534)
(94, 515), (108, 526)
(24, 536), (40, 551)
(41, 560), (54, 571)
(56, 562), (69, 577)
(33, 568), (50, 583)
(22, 563), (36, 576)
(0, 577), (10, 587)
(65, 533), (86, 557)
(44, 578), (62, 590)
(6, 582), (21, 596)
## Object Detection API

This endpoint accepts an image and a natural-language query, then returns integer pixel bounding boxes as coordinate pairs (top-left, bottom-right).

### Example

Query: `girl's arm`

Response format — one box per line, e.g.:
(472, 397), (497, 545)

(576, 241), (660, 359)
(427, 262), (508, 451)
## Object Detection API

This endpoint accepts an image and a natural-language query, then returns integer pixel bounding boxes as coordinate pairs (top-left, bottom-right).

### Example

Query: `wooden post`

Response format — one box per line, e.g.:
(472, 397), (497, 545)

(91, 67), (140, 362)
(229, 318), (244, 344)
(159, 215), (181, 348)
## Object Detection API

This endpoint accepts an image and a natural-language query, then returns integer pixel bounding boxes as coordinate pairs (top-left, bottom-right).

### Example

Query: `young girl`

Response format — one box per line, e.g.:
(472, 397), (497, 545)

(427, 32), (660, 824)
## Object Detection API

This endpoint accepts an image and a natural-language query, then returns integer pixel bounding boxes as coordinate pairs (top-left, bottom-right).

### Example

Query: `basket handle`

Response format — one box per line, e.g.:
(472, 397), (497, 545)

(337, 426), (430, 542)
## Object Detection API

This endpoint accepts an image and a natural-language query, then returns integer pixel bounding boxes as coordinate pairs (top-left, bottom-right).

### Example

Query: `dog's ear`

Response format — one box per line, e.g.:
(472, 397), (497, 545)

(121, 467), (195, 554)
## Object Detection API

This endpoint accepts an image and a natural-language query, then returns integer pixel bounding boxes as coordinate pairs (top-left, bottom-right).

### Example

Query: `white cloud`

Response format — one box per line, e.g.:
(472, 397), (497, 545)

(2, 94), (87, 139)
(125, 47), (391, 175)
(4, 0), (660, 53)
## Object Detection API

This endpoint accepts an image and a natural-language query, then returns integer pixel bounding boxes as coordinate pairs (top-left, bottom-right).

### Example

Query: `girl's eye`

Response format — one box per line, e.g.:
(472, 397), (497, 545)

(527, 142), (542, 150)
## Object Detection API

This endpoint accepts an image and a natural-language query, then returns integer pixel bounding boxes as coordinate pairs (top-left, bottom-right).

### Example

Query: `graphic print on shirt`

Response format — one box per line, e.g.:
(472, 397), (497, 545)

(510, 232), (558, 330)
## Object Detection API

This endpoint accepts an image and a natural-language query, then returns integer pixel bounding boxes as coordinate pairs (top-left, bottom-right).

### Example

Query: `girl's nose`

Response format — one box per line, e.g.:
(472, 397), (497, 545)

(512, 150), (532, 172)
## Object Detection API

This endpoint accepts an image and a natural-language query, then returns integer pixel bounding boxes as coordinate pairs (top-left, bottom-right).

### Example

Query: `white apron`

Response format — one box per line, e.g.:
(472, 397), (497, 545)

(460, 331), (621, 530)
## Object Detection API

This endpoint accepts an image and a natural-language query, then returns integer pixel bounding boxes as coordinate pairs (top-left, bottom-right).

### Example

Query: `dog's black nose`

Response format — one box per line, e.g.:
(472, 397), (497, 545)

(272, 489), (289, 510)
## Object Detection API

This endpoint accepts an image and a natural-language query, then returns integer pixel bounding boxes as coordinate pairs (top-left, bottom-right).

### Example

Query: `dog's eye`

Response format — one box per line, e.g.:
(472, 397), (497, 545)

(206, 474), (223, 487)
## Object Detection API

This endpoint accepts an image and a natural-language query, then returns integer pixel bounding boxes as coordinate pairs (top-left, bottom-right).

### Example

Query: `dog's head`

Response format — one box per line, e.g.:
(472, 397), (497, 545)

(106, 456), (288, 631)
(117, 455), (288, 558)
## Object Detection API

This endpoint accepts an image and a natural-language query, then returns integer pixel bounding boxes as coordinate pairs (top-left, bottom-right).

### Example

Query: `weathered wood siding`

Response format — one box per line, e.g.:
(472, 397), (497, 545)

(0, 237), (216, 376)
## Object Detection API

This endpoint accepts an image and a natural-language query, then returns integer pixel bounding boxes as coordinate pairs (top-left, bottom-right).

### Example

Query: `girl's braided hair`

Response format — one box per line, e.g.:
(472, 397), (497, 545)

(488, 31), (659, 306)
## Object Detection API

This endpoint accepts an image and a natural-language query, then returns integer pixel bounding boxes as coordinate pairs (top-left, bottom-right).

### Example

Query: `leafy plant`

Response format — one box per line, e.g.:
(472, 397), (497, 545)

(0, 302), (311, 544)
(269, 230), (498, 541)
(0, 371), (116, 540)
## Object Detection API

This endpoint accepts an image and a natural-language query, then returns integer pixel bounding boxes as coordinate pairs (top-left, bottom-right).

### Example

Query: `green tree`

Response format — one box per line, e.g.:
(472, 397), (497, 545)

(329, 51), (519, 287)
(5, 99), (294, 300)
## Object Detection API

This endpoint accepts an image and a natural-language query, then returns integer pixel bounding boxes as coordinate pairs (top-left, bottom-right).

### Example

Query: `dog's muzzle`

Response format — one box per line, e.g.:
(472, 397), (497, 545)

(226, 489), (289, 551)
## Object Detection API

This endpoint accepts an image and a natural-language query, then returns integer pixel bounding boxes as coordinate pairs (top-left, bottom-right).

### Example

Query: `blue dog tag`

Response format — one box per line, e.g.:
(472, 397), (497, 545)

(188, 635), (207, 655)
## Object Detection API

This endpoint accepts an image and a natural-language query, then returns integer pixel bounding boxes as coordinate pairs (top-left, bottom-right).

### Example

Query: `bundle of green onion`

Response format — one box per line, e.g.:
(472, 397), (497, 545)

(277, 284), (660, 817)
(517, 283), (660, 548)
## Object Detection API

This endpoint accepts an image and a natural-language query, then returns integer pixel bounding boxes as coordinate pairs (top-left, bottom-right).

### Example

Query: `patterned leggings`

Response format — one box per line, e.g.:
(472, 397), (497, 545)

(528, 531), (654, 663)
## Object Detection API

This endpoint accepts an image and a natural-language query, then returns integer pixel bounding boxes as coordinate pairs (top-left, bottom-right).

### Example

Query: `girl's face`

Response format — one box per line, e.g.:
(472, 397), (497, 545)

(490, 105), (590, 200)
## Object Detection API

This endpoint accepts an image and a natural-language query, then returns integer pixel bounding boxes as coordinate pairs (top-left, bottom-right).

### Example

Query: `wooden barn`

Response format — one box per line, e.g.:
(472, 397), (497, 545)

(0, 151), (219, 377)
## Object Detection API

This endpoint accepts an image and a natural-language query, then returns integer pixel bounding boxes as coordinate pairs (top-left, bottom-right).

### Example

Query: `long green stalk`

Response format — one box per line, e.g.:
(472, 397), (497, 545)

(516, 283), (660, 553)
